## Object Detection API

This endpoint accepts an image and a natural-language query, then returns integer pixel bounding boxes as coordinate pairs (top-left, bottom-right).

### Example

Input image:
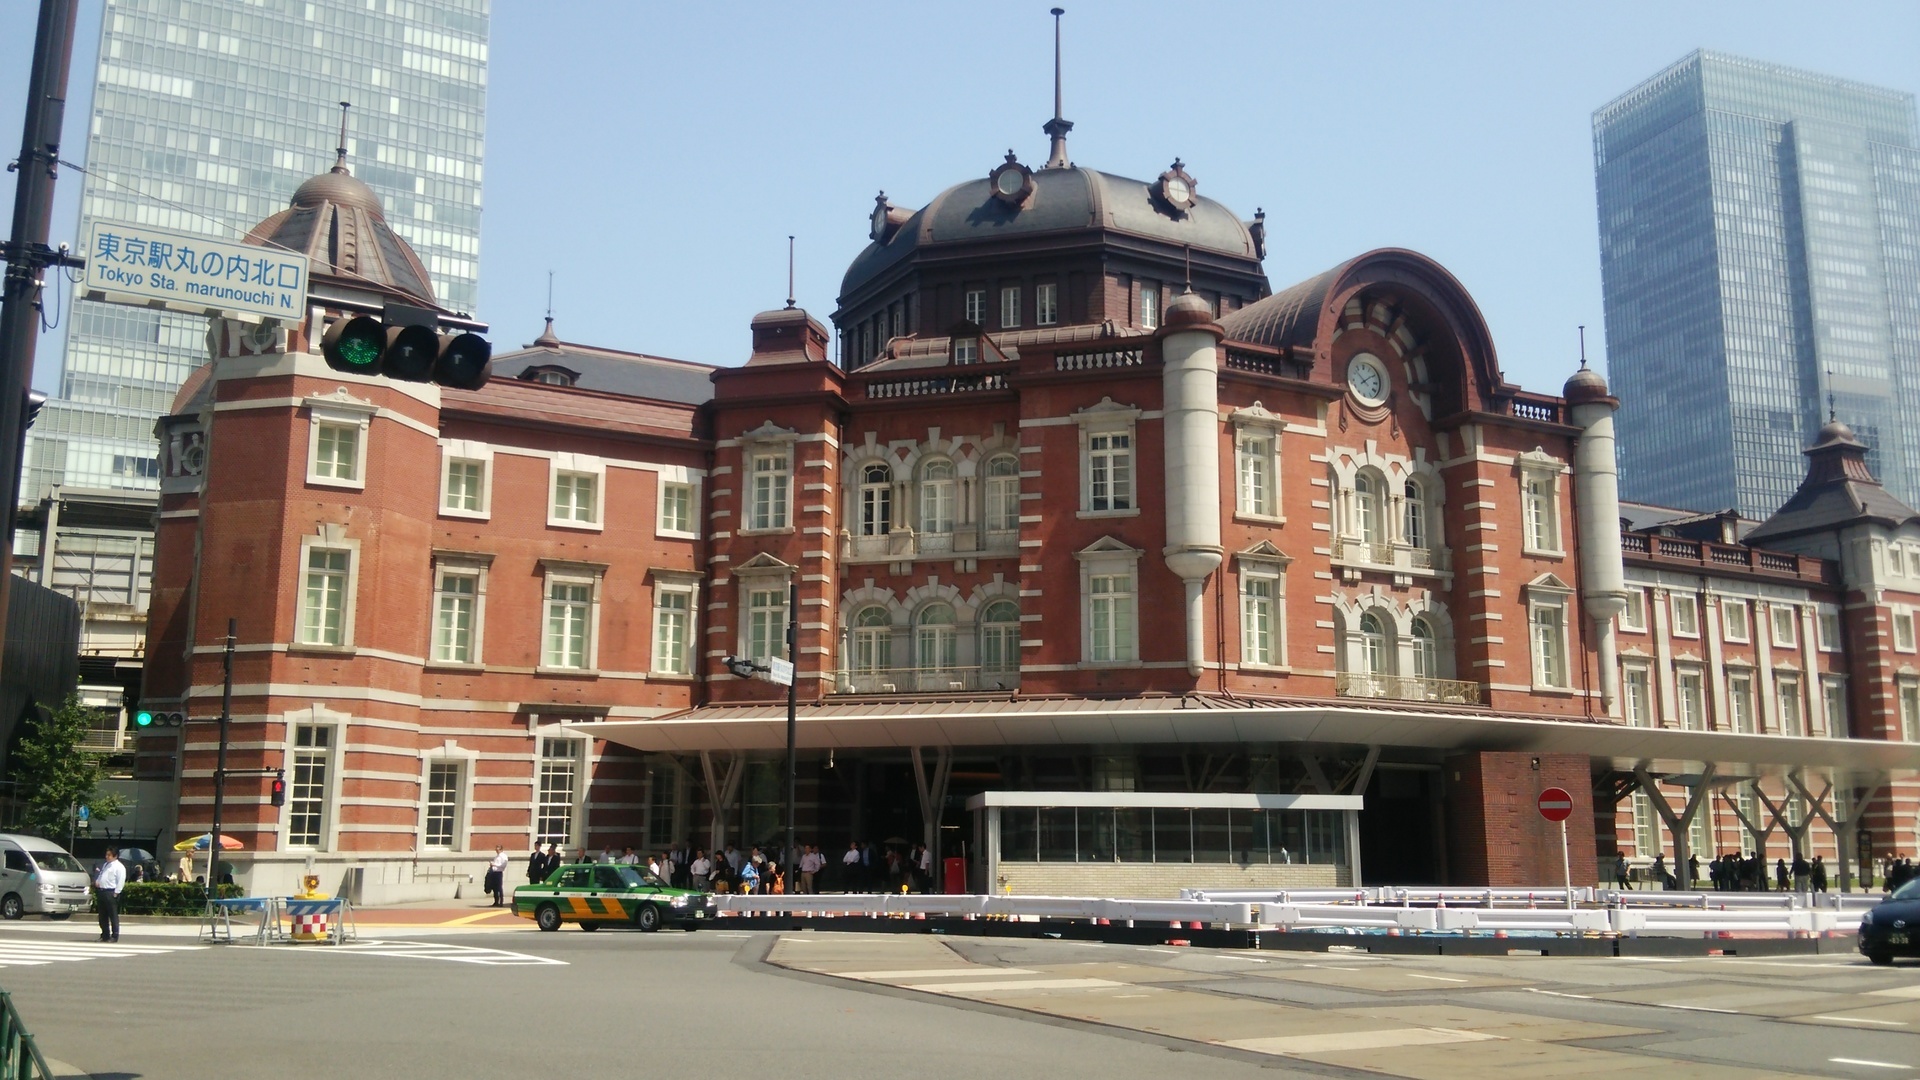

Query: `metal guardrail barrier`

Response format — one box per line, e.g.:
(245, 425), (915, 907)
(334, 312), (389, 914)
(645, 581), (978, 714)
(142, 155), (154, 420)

(0, 990), (53, 1080)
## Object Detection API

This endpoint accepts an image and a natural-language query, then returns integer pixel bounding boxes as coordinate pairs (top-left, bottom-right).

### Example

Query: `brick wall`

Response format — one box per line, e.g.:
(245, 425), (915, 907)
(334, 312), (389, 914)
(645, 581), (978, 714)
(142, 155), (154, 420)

(1445, 751), (1595, 886)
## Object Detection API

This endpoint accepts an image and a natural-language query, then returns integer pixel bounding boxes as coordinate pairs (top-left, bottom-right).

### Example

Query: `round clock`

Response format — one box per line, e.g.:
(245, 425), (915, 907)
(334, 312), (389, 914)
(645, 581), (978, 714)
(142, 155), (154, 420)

(989, 153), (1032, 206)
(870, 194), (892, 241)
(995, 169), (1026, 197)
(1347, 353), (1389, 406)
(1164, 176), (1191, 205)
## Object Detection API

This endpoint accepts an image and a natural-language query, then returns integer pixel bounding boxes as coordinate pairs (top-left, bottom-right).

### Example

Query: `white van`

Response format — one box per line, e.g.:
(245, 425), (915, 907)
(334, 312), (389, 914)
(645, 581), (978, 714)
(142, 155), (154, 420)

(0, 835), (92, 919)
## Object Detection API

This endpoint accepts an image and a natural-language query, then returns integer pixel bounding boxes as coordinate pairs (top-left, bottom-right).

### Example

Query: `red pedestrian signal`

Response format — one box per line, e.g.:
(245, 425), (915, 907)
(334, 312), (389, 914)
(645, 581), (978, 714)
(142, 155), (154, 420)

(270, 777), (287, 808)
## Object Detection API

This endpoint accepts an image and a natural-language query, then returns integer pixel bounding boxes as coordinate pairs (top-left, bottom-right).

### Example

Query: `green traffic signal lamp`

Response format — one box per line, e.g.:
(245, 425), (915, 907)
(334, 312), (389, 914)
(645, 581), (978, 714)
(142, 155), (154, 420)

(321, 315), (385, 374)
(134, 709), (154, 728)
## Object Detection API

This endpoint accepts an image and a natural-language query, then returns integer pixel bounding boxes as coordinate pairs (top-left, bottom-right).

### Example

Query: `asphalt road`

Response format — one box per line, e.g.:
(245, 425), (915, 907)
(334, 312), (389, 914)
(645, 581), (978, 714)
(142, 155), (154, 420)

(0, 922), (1914, 1079)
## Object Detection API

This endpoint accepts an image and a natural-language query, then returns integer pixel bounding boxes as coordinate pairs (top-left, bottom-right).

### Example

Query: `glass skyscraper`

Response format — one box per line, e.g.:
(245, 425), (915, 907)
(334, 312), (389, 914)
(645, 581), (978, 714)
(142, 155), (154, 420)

(25, 0), (488, 502)
(1595, 51), (1920, 515)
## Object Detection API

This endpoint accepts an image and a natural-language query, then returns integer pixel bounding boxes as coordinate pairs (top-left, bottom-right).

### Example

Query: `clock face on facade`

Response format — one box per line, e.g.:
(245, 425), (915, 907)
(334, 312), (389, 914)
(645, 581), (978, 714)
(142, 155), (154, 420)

(995, 169), (1026, 197)
(1164, 176), (1191, 205)
(1347, 353), (1389, 406)
(871, 201), (889, 240)
(989, 154), (1033, 206)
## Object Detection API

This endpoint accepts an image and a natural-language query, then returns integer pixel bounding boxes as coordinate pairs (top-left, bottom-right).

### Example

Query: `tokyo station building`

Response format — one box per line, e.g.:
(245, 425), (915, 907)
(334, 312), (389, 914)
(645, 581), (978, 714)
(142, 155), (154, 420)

(137, 118), (1920, 900)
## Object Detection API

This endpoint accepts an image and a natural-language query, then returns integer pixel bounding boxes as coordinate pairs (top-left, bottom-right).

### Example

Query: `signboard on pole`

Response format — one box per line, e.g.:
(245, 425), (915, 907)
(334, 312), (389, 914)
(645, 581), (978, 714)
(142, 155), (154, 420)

(1537, 787), (1573, 822)
(83, 220), (308, 322)
(766, 657), (794, 687)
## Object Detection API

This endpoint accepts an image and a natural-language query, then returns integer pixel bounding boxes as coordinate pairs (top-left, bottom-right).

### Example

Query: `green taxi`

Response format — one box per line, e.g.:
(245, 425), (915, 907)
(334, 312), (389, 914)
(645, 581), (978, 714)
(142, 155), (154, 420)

(512, 863), (716, 932)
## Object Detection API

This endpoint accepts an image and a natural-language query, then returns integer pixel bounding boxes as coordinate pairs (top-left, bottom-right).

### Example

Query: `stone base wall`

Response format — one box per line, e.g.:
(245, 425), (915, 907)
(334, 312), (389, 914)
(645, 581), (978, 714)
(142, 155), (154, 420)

(227, 854), (496, 904)
(996, 861), (1349, 899)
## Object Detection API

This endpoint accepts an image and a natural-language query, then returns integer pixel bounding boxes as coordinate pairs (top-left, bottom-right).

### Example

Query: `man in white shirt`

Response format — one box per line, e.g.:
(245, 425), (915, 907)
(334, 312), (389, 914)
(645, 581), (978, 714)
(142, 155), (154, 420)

(485, 845), (510, 907)
(689, 850), (712, 891)
(94, 848), (126, 942)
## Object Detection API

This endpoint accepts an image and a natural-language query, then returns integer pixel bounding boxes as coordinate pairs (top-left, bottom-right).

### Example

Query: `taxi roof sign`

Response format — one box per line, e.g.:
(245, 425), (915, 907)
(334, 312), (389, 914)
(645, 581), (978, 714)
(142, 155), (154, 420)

(83, 220), (308, 323)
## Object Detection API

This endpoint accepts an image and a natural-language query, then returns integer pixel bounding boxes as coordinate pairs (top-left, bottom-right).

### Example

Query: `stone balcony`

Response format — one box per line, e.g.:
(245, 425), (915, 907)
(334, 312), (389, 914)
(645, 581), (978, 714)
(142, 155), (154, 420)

(842, 528), (1020, 563)
(1334, 672), (1483, 706)
(831, 666), (1021, 695)
(1330, 537), (1451, 575)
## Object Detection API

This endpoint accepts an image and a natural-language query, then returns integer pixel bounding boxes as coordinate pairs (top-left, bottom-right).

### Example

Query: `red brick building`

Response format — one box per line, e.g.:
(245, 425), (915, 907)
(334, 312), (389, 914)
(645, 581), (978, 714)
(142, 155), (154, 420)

(138, 124), (1918, 899)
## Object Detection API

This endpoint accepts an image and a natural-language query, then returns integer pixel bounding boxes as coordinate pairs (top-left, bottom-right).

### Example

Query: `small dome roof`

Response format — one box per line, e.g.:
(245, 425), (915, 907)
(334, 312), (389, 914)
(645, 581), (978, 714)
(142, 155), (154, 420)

(244, 160), (437, 306)
(1563, 365), (1611, 404)
(1163, 289), (1214, 329)
(842, 165), (1256, 300)
(1813, 419), (1860, 446)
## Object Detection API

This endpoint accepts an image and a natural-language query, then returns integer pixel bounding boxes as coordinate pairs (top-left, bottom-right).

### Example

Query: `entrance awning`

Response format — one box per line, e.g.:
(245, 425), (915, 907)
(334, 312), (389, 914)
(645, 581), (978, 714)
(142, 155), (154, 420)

(564, 694), (1920, 779)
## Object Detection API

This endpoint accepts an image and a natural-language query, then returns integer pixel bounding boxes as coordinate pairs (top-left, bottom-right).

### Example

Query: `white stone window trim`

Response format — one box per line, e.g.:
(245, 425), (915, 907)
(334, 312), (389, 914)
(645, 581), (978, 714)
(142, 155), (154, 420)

(1618, 587), (1648, 633)
(1516, 449), (1567, 558)
(437, 438), (494, 520)
(1768, 601), (1799, 650)
(1035, 281), (1059, 326)
(426, 549), (492, 669)
(416, 741), (481, 853)
(532, 728), (591, 850)
(1000, 285), (1021, 329)
(1718, 596), (1749, 643)
(738, 422), (800, 535)
(1669, 592), (1701, 639)
(1895, 607), (1917, 654)
(1815, 605), (1843, 652)
(1621, 660), (1654, 727)
(1234, 544), (1291, 671)
(1525, 574), (1574, 693)
(303, 392), (376, 491)
(1075, 536), (1143, 667)
(1231, 403), (1286, 523)
(547, 451), (607, 532)
(1674, 664), (1708, 731)
(731, 554), (796, 671)
(655, 467), (702, 540)
(1898, 678), (1920, 742)
(279, 705), (348, 853)
(537, 558), (607, 675)
(293, 528), (360, 651)
(648, 568), (704, 678)
(1075, 398), (1142, 519)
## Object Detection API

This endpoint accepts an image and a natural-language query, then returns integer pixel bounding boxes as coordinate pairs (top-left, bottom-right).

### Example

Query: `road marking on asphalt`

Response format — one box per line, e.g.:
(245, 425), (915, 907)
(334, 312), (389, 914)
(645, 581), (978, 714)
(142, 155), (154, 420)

(310, 939), (566, 966)
(919, 977), (1122, 993)
(1404, 973), (1469, 983)
(1523, 988), (1594, 1000)
(0, 939), (201, 967)
(1830, 1057), (1909, 1070)
(837, 968), (1037, 980)
(1812, 1015), (1909, 1026)
(1657, 1003), (1739, 1014)
(1870, 986), (1920, 1000)
(1226, 1027), (1500, 1055)
(441, 911), (512, 927)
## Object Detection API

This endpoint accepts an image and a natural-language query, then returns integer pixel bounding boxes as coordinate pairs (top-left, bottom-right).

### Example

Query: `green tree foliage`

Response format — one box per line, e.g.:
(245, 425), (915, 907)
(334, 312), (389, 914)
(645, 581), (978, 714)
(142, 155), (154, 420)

(8, 693), (126, 839)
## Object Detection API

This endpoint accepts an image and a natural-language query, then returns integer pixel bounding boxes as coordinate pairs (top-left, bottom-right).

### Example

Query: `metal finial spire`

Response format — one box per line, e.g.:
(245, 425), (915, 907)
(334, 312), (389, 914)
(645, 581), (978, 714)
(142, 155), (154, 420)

(785, 235), (796, 310)
(1042, 8), (1073, 169)
(1183, 243), (1192, 293)
(333, 101), (351, 172)
(546, 270), (554, 320)
(1578, 325), (1587, 369)
(1827, 365), (1836, 422)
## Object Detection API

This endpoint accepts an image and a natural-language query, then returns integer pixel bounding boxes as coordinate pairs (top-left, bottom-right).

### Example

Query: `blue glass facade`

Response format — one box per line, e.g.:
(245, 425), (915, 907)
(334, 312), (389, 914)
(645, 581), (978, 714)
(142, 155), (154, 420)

(1596, 51), (1920, 514)
(24, 0), (488, 503)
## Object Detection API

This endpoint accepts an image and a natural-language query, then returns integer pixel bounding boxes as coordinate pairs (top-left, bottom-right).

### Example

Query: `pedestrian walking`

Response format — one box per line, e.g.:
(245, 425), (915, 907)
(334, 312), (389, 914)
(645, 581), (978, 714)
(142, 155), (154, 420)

(738, 859), (760, 894)
(1812, 855), (1828, 893)
(1614, 853), (1632, 890)
(842, 841), (862, 892)
(689, 849), (712, 891)
(526, 843), (544, 884)
(1776, 858), (1790, 891)
(93, 847), (125, 943)
(1792, 853), (1811, 892)
(485, 845), (509, 907)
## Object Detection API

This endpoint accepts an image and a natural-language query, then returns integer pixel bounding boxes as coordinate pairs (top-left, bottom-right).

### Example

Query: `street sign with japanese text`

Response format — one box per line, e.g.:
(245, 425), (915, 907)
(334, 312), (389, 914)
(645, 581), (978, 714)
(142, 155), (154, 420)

(766, 657), (794, 687)
(83, 220), (308, 322)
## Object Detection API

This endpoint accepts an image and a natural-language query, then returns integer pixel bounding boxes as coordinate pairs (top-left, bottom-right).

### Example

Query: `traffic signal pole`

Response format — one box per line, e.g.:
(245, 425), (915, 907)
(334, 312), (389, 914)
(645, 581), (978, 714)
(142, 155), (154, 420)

(785, 579), (798, 895)
(208, 618), (233, 894)
(0, 0), (83, 656)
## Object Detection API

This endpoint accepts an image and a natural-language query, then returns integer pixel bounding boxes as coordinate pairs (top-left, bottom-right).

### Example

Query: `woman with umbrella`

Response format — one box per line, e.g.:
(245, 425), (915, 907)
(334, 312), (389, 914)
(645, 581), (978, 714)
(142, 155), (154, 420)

(174, 833), (242, 885)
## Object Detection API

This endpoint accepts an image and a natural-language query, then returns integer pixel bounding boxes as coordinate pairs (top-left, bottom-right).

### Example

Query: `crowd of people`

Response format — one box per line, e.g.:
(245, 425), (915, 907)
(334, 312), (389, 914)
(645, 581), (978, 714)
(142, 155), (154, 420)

(1616, 850), (1838, 891)
(521, 839), (939, 895)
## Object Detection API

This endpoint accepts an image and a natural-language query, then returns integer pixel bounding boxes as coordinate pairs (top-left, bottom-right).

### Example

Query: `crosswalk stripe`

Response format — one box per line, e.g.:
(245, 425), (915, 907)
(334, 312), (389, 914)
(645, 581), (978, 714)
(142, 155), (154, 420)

(0, 938), (201, 967)
(313, 939), (566, 966)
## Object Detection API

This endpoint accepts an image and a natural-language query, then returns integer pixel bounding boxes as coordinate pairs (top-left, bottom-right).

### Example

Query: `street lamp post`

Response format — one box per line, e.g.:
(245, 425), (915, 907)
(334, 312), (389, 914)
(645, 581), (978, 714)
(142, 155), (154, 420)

(722, 579), (800, 890)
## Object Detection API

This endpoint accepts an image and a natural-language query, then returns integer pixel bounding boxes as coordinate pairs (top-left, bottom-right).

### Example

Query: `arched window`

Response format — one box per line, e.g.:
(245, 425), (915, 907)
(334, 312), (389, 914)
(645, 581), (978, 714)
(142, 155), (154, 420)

(1410, 617), (1437, 680)
(859, 463), (891, 537)
(984, 455), (1019, 534)
(916, 603), (957, 673)
(980, 599), (1020, 679)
(1403, 479), (1426, 550)
(1360, 612), (1389, 675)
(850, 605), (892, 674)
(920, 460), (955, 535)
(1354, 473), (1385, 547)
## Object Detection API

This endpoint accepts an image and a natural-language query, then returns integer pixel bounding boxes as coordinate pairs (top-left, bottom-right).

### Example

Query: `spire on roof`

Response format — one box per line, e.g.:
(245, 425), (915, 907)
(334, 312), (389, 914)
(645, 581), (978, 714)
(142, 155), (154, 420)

(535, 270), (560, 347)
(1042, 8), (1073, 169)
(333, 101), (351, 173)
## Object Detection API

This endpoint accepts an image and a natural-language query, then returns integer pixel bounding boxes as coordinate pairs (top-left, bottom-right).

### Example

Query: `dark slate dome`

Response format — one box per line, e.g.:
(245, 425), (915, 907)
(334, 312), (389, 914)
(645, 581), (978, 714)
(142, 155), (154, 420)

(1563, 365), (1611, 405)
(245, 159), (437, 306)
(842, 165), (1257, 299)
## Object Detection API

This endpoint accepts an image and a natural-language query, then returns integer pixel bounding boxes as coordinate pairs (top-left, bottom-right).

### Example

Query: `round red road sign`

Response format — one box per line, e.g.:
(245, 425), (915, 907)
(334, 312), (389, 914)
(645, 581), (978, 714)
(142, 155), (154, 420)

(1537, 787), (1574, 823)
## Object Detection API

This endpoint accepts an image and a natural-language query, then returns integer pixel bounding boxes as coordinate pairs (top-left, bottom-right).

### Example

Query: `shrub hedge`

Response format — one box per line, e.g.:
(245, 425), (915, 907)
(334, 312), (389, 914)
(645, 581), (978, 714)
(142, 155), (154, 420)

(103, 883), (244, 916)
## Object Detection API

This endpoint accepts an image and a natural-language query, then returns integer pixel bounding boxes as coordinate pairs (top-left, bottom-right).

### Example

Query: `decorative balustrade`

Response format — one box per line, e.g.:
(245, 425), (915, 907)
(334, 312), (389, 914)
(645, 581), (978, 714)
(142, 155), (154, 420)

(1332, 537), (1449, 574)
(1619, 531), (1834, 582)
(1224, 349), (1312, 379)
(1334, 672), (1483, 706)
(1055, 348), (1143, 372)
(864, 371), (1009, 399)
(1332, 538), (1395, 566)
(842, 528), (1019, 562)
(1507, 395), (1562, 423)
(832, 666), (1021, 695)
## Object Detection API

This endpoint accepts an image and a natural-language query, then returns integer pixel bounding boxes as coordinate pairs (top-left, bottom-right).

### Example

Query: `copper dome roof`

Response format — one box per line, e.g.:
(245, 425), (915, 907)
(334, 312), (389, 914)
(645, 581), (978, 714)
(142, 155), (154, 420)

(244, 162), (437, 306)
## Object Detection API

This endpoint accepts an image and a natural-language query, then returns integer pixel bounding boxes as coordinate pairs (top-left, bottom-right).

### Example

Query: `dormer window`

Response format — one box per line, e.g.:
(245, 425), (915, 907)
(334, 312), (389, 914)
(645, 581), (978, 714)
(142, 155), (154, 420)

(953, 337), (978, 364)
(520, 365), (577, 387)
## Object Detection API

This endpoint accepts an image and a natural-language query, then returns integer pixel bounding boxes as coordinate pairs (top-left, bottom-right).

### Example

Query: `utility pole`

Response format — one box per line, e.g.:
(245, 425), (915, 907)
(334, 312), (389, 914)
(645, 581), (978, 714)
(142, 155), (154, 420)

(784, 579), (798, 893)
(0, 0), (84, 654)
(208, 618), (234, 894)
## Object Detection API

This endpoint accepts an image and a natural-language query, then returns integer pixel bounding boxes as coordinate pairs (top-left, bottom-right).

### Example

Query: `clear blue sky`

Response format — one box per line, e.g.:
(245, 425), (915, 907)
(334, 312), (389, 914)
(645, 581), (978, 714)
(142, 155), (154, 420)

(4, 1), (1918, 396)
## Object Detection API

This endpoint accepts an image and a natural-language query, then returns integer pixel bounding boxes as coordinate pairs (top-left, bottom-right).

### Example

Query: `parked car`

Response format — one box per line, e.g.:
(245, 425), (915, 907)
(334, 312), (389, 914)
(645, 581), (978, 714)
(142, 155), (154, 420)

(0, 835), (92, 919)
(513, 862), (715, 932)
(1859, 879), (1920, 964)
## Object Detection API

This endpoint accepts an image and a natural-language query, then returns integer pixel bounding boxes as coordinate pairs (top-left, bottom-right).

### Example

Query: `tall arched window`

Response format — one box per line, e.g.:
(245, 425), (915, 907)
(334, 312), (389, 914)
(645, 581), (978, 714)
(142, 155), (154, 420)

(1360, 612), (1389, 675)
(916, 603), (957, 674)
(979, 599), (1020, 680)
(1354, 473), (1384, 546)
(920, 460), (955, 535)
(850, 605), (892, 675)
(984, 454), (1019, 535)
(1410, 617), (1437, 680)
(859, 463), (891, 537)
(1403, 479), (1426, 550)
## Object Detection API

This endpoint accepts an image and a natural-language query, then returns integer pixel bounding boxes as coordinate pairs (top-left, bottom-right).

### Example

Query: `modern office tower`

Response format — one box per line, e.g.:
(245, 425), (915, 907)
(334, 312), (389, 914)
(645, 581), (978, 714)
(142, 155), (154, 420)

(1595, 50), (1920, 515)
(24, 0), (488, 502)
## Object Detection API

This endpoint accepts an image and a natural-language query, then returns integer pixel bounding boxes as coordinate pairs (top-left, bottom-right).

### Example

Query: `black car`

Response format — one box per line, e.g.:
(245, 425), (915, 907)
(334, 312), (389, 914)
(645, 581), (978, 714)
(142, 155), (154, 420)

(1859, 879), (1920, 964)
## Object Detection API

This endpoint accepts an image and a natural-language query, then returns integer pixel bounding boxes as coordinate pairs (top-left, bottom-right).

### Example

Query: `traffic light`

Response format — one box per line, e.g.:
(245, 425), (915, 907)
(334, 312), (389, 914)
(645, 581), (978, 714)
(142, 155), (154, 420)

(320, 302), (491, 390)
(133, 708), (184, 729)
(269, 775), (287, 808)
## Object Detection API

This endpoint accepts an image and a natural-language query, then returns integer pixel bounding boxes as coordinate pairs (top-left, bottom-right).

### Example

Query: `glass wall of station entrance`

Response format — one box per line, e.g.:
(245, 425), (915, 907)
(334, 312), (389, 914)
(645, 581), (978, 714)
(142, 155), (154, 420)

(968, 792), (1363, 899)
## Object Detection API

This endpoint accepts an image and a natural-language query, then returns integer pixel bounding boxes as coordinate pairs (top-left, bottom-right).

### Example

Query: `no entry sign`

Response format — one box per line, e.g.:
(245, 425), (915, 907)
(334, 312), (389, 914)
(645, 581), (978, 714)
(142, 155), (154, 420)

(1537, 787), (1574, 822)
